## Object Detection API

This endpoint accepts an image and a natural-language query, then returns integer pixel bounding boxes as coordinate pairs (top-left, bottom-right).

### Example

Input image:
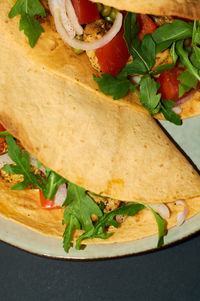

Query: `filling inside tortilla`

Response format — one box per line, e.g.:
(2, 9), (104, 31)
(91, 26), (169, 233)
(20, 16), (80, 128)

(0, 126), (189, 253)
(8, 0), (200, 125)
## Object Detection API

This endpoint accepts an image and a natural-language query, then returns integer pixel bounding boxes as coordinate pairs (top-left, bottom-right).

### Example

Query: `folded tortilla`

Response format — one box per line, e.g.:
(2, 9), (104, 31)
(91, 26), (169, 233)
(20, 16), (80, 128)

(1, 0), (200, 204)
(1, 0), (200, 124)
(91, 0), (200, 20)
(1, 180), (200, 245)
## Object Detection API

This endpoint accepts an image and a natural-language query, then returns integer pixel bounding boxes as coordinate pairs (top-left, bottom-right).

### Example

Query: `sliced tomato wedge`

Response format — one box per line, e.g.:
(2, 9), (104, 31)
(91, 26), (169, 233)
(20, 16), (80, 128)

(71, 0), (100, 25)
(157, 67), (184, 102)
(96, 28), (129, 77)
(0, 124), (6, 153)
(137, 14), (157, 41)
(39, 190), (60, 209)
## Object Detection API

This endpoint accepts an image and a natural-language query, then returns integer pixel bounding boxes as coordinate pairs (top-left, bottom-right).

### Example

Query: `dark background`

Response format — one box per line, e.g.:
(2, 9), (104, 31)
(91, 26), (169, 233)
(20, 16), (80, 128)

(1, 234), (200, 301)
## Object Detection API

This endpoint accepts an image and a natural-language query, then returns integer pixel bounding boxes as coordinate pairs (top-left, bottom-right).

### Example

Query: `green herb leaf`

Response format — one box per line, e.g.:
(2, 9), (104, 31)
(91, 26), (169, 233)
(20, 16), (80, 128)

(42, 171), (66, 200)
(124, 13), (156, 72)
(178, 69), (198, 97)
(3, 135), (42, 189)
(62, 182), (103, 252)
(150, 64), (175, 76)
(123, 12), (138, 54)
(75, 203), (145, 250)
(0, 131), (11, 137)
(3, 136), (66, 199)
(160, 100), (182, 126)
(190, 51), (200, 69)
(145, 205), (166, 248)
(152, 20), (193, 53)
(170, 42), (178, 64)
(93, 74), (136, 100)
(176, 40), (200, 81)
(8, 0), (46, 47)
(192, 20), (200, 44)
(139, 75), (161, 115)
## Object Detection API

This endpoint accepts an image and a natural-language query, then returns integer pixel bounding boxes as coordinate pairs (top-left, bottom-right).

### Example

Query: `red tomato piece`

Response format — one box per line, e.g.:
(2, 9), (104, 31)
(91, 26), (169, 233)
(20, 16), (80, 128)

(39, 190), (60, 209)
(0, 138), (6, 153)
(95, 28), (129, 77)
(137, 14), (157, 42)
(0, 124), (6, 132)
(0, 124), (6, 153)
(71, 0), (100, 25)
(157, 67), (183, 102)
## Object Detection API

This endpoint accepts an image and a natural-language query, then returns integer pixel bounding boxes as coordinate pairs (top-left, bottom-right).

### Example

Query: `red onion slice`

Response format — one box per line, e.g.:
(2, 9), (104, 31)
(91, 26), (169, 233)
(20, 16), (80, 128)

(172, 106), (182, 114)
(65, 0), (83, 36)
(130, 75), (141, 85)
(49, 0), (75, 38)
(176, 89), (196, 107)
(175, 200), (188, 226)
(28, 154), (46, 174)
(54, 183), (67, 206)
(0, 153), (14, 168)
(148, 204), (170, 219)
(49, 3), (123, 50)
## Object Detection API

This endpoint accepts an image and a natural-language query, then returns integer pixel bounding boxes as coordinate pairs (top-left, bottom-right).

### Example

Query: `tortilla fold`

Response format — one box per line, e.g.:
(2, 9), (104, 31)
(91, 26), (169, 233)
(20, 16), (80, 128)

(1, 0), (200, 123)
(91, 0), (200, 20)
(1, 1), (200, 204)
(1, 180), (200, 245)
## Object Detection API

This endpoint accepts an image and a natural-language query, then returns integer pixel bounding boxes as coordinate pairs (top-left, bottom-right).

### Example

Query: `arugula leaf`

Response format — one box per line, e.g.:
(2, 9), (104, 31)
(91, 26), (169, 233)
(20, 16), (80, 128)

(160, 100), (182, 126)
(139, 75), (161, 115)
(62, 182), (103, 252)
(145, 205), (166, 248)
(178, 69), (198, 97)
(3, 135), (42, 190)
(119, 61), (146, 76)
(0, 131), (11, 137)
(75, 203), (145, 250)
(93, 74), (136, 100)
(3, 135), (67, 200)
(191, 21), (200, 68)
(42, 171), (66, 200)
(152, 20), (193, 53)
(191, 52), (200, 69)
(170, 42), (178, 64)
(9, 0), (46, 47)
(124, 13), (156, 73)
(150, 64), (175, 76)
(192, 20), (200, 44)
(176, 40), (200, 81)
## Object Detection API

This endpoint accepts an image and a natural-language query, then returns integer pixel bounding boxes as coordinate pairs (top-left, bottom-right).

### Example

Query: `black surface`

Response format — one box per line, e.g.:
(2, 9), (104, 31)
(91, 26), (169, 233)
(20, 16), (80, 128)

(1, 234), (200, 301)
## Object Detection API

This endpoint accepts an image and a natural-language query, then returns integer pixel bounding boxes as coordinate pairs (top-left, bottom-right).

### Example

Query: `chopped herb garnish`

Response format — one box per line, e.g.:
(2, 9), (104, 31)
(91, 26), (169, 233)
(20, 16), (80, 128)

(62, 182), (103, 252)
(93, 74), (136, 100)
(145, 205), (166, 248)
(3, 136), (66, 198)
(160, 99), (182, 125)
(152, 20), (193, 53)
(8, 0), (46, 47)
(75, 203), (145, 250)
(139, 75), (161, 116)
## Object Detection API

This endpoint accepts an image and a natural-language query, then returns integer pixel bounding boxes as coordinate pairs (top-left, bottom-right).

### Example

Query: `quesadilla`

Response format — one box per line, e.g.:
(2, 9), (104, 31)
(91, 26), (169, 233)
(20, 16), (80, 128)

(0, 130), (200, 252)
(1, 0), (200, 253)
(2, 0), (200, 124)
